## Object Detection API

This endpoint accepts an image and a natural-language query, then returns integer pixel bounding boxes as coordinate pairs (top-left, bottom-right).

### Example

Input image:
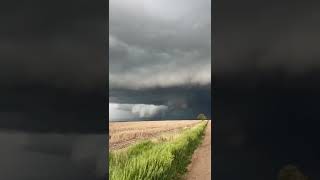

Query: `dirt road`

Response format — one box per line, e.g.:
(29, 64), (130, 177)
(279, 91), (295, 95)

(184, 120), (211, 180)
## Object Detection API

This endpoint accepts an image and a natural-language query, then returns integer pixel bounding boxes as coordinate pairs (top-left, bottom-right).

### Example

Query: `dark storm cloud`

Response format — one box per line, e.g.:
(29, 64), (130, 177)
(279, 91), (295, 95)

(214, 0), (320, 179)
(109, 0), (211, 120)
(109, 85), (211, 120)
(109, 0), (210, 89)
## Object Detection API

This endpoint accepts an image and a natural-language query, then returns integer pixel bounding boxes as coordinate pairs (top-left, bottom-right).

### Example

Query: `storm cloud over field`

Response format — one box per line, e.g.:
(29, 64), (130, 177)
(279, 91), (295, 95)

(109, 0), (211, 120)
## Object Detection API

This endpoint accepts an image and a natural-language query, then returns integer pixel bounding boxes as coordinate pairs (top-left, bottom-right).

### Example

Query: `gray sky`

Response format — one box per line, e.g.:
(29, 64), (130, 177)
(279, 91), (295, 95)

(109, 0), (211, 120)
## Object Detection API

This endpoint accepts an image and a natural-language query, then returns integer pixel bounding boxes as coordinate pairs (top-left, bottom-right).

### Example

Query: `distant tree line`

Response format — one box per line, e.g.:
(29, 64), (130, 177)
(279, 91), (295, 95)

(197, 113), (207, 121)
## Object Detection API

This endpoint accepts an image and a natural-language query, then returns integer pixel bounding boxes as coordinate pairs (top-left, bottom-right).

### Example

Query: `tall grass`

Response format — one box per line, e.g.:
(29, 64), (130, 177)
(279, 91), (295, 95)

(109, 121), (208, 180)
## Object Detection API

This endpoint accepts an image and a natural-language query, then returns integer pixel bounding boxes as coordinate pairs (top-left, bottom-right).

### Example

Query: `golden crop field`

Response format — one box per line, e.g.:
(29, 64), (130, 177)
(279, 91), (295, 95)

(109, 120), (201, 150)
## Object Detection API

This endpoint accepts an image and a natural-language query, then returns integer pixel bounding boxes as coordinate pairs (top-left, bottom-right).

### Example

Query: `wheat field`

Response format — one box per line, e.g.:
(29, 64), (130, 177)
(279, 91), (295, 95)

(109, 120), (201, 150)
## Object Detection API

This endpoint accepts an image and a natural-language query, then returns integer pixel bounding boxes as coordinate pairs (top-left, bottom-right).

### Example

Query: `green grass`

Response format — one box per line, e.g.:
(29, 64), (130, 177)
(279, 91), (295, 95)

(109, 121), (208, 180)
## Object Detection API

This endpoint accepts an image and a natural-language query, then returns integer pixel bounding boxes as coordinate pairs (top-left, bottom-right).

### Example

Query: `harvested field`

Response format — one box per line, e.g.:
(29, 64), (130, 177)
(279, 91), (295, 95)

(109, 120), (201, 150)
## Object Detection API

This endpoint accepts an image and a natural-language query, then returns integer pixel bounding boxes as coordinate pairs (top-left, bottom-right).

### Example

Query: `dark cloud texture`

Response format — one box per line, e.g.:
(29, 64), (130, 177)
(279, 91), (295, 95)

(109, 0), (211, 120)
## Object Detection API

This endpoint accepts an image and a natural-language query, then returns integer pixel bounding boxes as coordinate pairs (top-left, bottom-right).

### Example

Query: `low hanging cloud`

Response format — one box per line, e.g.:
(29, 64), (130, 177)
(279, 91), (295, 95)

(131, 104), (168, 118)
(109, 86), (211, 121)
(109, 103), (169, 120)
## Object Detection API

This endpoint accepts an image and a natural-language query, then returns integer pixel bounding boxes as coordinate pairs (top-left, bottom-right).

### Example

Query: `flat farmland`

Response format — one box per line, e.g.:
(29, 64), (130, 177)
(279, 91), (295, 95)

(109, 120), (201, 150)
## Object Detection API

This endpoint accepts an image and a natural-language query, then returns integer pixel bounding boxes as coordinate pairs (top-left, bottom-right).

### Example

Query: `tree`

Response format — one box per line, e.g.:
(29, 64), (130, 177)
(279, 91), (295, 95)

(197, 113), (207, 121)
(278, 165), (308, 180)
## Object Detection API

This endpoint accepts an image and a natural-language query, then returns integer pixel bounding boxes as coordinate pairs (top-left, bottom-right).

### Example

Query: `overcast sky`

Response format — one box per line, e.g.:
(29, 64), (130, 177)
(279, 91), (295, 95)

(109, 0), (211, 120)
